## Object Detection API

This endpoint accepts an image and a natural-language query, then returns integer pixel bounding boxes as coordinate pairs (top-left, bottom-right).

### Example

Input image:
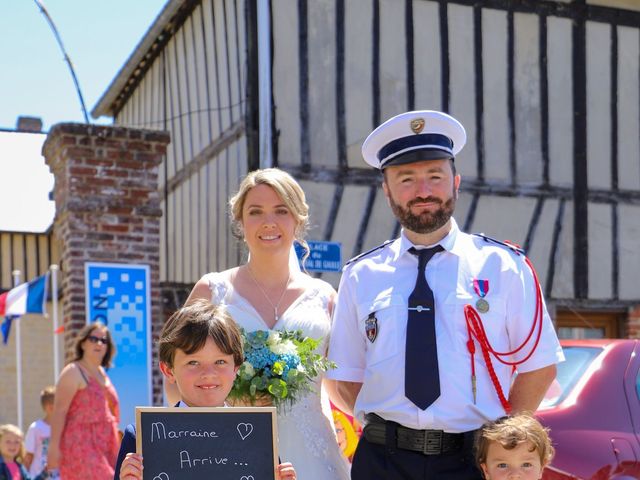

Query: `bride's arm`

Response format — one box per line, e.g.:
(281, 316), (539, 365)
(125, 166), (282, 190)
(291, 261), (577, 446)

(186, 276), (213, 304)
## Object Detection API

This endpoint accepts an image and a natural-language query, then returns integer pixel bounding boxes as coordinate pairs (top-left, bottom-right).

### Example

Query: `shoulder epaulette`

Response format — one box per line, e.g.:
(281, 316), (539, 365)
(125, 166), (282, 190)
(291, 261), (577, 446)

(473, 233), (525, 256)
(344, 239), (395, 267)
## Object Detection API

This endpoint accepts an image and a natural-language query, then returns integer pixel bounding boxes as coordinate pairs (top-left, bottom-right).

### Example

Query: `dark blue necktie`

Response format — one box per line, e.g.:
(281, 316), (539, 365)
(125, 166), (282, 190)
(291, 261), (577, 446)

(406, 246), (444, 410)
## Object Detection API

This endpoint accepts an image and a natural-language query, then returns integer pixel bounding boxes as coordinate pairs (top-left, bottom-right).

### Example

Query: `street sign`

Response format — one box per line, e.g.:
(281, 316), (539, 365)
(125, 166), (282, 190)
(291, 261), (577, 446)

(295, 241), (342, 272)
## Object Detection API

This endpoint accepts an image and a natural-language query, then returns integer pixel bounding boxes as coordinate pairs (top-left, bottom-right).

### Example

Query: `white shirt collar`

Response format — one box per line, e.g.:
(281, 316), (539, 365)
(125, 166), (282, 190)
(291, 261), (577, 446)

(394, 217), (462, 261)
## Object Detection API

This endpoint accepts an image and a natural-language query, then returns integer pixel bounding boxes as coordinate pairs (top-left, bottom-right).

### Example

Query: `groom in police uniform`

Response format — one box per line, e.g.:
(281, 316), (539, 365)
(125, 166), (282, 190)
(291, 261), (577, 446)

(326, 110), (564, 479)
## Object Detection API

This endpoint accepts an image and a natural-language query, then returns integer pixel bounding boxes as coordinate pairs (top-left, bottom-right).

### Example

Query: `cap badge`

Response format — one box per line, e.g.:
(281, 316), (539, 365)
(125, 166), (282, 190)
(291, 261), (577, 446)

(410, 118), (425, 134)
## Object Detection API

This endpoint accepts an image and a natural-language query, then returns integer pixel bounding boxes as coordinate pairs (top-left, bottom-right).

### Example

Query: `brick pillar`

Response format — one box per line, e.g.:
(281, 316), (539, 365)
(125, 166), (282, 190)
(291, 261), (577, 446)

(628, 305), (640, 339)
(43, 123), (170, 402)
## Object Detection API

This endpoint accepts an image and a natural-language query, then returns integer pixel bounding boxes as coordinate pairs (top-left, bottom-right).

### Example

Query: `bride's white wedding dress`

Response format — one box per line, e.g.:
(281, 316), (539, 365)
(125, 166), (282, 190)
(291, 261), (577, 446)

(203, 272), (351, 480)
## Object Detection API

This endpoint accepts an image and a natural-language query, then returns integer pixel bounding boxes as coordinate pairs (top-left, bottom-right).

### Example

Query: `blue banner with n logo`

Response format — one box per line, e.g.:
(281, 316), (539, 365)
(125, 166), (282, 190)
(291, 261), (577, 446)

(85, 263), (152, 429)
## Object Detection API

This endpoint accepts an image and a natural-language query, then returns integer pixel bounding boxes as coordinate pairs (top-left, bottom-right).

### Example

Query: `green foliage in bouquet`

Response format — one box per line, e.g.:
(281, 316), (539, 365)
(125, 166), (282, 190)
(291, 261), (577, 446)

(229, 329), (335, 408)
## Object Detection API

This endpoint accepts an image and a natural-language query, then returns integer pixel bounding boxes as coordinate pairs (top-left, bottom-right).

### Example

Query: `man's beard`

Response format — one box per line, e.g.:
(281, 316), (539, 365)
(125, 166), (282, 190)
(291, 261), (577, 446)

(389, 192), (456, 234)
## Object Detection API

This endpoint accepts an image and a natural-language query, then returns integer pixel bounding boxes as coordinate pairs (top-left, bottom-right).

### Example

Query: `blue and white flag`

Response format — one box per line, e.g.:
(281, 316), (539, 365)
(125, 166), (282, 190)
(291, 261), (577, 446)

(0, 274), (48, 344)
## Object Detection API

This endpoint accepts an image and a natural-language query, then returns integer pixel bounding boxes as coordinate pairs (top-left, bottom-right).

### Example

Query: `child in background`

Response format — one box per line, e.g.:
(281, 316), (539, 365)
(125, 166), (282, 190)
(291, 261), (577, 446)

(475, 413), (555, 480)
(24, 386), (56, 479)
(0, 424), (29, 480)
(115, 299), (297, 480)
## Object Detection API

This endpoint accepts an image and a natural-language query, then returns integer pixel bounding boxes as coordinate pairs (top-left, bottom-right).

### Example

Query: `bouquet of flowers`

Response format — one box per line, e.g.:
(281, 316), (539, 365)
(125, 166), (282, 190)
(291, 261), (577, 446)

(229, 329), (335, 409)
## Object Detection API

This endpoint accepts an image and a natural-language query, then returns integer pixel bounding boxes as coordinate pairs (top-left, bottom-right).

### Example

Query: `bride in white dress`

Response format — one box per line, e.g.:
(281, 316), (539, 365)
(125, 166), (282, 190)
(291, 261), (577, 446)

(186, 168), (350, 480)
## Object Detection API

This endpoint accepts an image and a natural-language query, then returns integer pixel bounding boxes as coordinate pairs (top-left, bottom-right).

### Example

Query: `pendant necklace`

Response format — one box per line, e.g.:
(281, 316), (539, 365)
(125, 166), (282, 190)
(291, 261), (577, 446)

(246, 265), (291, 323)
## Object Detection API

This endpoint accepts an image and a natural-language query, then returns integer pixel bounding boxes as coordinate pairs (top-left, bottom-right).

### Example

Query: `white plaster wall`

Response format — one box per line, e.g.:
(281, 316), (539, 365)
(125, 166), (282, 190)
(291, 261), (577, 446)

(482, 9), (510, 182)
(273, 0), (302, 166)
(300, 179), (339, 288)
(617, 26), (640, 191)
(300, 179), (333, 240)
(345, 0), (373, 168)
(448, 4), (477, 178)
(618, 204), (640, 300)
(514, 13), (542, 184)
(333, 185), (373, 260)
(453, 190), (473, 231)
(587, 202), (613, 299)
(308, 0), (338, 167)
(551, 201), (574, 299)
(322, 184), (374, 286)
(586, 21), (612, 189)
(547, 17), (574, 187)
(379, 0), (408, 121)
(525, 198), (561, 289)
(413, 1), (442, 111)
(361, 186), (402, 250)
(467, 195), (537, 246)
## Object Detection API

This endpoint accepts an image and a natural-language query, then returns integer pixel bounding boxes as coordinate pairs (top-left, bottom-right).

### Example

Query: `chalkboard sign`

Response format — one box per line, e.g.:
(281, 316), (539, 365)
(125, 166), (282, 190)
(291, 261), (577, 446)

(136, 407), (278, 480)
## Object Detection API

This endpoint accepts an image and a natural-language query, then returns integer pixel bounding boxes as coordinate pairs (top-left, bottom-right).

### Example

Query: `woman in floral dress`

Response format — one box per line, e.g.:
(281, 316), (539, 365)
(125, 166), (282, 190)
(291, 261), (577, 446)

(47, 322), (120, 480)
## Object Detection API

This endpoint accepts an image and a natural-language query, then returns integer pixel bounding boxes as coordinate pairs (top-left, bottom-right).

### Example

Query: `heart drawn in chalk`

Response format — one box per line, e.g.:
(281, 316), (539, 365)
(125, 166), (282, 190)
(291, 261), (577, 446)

(153, 473), (169, 480)
(240, 476), (255, 480)
(237, 423), (254, 440)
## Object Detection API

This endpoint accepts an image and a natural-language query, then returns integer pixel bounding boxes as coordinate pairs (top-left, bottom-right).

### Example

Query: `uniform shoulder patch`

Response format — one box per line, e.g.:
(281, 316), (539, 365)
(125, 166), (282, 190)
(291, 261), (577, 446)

(473, 234), (525, 256)
(344, 239), (395, 267)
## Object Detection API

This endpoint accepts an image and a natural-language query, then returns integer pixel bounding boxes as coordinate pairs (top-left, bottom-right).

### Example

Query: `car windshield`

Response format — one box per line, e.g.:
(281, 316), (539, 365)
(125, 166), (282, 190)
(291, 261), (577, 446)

(539, 345), (603, 408)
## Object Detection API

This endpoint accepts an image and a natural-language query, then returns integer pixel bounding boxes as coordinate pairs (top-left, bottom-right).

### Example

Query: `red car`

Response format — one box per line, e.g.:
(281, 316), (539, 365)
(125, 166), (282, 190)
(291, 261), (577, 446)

(537, 339), (640, 480)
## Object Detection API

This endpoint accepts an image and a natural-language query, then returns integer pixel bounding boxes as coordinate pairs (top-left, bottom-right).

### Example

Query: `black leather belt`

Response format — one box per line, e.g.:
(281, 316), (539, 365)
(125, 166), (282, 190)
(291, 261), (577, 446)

(364, 413), (467, 455)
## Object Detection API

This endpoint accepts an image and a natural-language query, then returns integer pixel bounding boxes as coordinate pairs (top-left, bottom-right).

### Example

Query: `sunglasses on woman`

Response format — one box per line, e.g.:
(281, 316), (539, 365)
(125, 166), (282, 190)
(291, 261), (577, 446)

(87, 335), (109, 345)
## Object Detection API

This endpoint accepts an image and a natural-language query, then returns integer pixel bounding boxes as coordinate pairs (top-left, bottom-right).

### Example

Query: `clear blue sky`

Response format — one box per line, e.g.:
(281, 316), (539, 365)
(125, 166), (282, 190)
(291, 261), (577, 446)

(0, 0), (167, 131)
(0, 0), (166, 232)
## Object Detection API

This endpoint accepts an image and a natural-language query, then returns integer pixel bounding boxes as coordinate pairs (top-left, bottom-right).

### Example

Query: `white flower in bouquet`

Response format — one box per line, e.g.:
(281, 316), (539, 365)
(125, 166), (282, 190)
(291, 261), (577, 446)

(266, 331), (281, 347)
(240, 361), (255, 377)
(270, 338), (297, 355)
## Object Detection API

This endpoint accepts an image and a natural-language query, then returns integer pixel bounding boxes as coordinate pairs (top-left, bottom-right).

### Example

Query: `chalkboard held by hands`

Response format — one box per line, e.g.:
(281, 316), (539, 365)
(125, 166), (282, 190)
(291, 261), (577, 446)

(136, 406), (278, 480)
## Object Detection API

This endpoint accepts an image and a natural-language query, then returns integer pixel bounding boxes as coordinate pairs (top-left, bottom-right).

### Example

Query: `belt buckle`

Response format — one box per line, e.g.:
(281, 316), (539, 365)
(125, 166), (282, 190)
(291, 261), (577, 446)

(423, 430), (443, 455)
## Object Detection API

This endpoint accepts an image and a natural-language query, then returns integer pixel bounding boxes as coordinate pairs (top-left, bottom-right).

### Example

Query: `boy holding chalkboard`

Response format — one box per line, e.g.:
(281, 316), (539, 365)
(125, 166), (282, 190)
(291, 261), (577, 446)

(115, 299), (297, 480)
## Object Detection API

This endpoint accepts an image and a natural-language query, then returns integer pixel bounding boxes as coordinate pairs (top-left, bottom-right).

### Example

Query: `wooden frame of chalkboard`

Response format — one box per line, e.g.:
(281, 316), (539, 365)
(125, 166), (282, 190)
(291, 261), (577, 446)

(136, 406), (278, 480)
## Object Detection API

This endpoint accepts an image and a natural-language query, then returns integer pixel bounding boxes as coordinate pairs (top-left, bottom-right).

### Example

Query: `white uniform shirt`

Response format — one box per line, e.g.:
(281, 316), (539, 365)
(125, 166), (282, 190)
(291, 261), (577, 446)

(327, 218), (564, 432)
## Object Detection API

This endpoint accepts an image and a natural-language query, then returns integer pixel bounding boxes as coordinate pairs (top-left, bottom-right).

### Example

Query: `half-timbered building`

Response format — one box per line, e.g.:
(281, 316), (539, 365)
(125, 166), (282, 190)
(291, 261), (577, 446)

(93, 0), (640, 339)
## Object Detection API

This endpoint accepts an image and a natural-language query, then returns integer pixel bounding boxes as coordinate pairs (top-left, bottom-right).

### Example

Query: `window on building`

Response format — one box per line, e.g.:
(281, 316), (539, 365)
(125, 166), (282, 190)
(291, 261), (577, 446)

(555, 311), (622, 339)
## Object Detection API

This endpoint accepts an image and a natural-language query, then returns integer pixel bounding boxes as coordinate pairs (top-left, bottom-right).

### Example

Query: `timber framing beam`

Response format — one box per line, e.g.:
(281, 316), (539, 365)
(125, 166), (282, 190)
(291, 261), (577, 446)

(282, 164), (640, 206)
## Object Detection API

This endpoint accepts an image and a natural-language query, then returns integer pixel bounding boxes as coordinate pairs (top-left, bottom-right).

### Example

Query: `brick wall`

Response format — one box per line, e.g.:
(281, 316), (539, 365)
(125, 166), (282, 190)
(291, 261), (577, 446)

(43, 123), (170, 403)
